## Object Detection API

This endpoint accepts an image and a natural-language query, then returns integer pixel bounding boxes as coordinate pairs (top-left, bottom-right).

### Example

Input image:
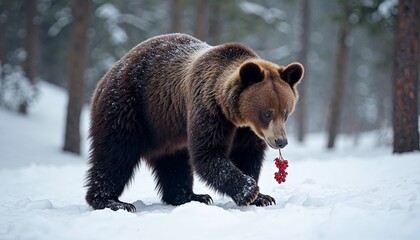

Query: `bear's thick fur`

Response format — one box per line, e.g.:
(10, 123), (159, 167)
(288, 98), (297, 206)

(86, 34), (303, 212)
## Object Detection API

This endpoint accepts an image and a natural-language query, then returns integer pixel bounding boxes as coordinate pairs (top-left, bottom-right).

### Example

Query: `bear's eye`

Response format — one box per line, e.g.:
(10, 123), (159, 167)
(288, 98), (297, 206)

(262, 110), (274, 122)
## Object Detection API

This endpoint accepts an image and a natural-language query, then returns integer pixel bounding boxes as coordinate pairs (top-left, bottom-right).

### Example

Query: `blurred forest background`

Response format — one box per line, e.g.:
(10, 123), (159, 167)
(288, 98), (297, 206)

(0, 0), (418, 154)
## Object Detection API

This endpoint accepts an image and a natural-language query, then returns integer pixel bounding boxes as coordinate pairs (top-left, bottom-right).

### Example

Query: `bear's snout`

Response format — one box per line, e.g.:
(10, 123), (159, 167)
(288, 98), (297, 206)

(275, 138), (288, 149)
(264, 136), (287, 150)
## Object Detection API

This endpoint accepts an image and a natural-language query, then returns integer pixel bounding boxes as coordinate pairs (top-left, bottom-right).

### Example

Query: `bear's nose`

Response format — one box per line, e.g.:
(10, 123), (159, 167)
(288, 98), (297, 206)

(275, 138), (288, 149)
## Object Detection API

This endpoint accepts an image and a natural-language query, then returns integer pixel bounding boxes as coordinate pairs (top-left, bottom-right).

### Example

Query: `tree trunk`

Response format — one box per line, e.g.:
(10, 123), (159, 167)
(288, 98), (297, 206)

(19, 0), (39, 115)
(63, 0), (89, 154)
(169, 0), (185, 33)
(194, 0), (208, 40)
(208, 2), (222, 45)
(296, 0), (310, 142)
(392, 0), (420, 153)
(0, 0), (12, 105)
(327, 6), (351, 149)
(0, 0), (12, 63)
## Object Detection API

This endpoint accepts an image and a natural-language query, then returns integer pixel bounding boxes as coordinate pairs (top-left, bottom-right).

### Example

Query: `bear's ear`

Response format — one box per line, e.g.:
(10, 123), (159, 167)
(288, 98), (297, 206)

(279, 62), (304, 88)
(239, 62), (264, 89)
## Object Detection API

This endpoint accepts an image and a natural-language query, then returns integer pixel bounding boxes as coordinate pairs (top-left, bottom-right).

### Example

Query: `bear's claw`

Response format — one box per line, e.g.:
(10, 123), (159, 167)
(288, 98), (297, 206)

(191, 194), (213, 205)
(251, 193), (276, 207)
(99, 199), (136, 212)
(108, 200), (136, 212)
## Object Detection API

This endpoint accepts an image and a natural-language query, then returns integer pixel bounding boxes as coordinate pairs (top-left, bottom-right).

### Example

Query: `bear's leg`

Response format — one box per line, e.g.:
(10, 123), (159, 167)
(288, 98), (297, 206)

(150, 149), (213, 205)
(230, 128), (275, 206)
(188, 115), (261, 206)
(85, 131), (141, 212)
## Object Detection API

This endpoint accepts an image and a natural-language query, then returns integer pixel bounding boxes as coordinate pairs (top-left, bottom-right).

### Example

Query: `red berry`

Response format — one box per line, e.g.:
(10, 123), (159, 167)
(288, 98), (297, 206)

(274, 156), (289, 184)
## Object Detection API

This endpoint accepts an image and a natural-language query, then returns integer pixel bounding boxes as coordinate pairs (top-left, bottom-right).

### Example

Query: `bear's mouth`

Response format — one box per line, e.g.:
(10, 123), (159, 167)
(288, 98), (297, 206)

(265, 138), (279, 150)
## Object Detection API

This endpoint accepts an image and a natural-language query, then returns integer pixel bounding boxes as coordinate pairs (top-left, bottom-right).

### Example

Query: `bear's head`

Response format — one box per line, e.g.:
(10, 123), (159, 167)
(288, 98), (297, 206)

(228, 60), (304, 149)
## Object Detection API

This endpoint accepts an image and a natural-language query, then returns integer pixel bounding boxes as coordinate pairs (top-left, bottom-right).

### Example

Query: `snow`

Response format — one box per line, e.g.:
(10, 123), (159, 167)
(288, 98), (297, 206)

(0, 63), (37, 112)
(1, 81), (420, 240)
(378, 0), (398, 18)
(239, 1), (286, 24)
(95, 3), (151, 44)
(96, 3), (128, 44)
(48, 7), (72, 37)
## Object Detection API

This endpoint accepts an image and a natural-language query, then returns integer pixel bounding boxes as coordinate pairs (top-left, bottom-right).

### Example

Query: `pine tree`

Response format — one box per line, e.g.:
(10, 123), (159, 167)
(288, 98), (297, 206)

(63, 0), (89, 154)
(296, 0), (310, 143)
(327, 2), (351, 149)
(392, 0), (420, 153)
(19, 0), (39, 115)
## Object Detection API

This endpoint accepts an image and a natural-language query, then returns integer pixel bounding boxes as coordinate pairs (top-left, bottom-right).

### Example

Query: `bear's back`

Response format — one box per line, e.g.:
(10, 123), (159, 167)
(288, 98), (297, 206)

(98, 34), (209, 90)
(92, 34), (209, 120)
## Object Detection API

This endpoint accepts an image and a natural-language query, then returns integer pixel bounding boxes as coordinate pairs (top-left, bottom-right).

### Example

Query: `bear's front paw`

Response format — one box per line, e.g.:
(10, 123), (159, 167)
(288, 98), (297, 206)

(251, 193), (276, 207)
(231, 177), (259, 206)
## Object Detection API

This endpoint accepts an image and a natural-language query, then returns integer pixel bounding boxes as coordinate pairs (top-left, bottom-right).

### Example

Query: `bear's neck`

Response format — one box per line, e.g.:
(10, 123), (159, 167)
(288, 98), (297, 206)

(215, 64), (247, 128)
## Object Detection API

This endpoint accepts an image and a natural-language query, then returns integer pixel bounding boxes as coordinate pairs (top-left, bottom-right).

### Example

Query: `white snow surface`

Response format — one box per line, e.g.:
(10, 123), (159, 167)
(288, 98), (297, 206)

(1, 82), (420, 240)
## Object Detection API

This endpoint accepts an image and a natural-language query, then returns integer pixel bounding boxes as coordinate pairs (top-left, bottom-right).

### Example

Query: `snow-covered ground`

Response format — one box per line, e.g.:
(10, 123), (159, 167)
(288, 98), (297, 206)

(0, 82), (419, 240)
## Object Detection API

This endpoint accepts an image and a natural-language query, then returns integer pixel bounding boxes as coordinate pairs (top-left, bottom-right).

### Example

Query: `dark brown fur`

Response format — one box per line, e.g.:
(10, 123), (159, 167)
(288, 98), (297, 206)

(85, 33), (303, 211)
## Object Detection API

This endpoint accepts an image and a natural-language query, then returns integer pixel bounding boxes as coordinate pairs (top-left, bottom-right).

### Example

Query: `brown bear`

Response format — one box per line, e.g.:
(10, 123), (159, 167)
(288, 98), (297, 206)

(85, 33), (303, 212)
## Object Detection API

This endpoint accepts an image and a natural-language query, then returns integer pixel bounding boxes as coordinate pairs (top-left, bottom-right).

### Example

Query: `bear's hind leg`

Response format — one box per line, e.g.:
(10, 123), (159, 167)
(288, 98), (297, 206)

(150, 149), (212, 205)
(85, 131), (141, 212)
